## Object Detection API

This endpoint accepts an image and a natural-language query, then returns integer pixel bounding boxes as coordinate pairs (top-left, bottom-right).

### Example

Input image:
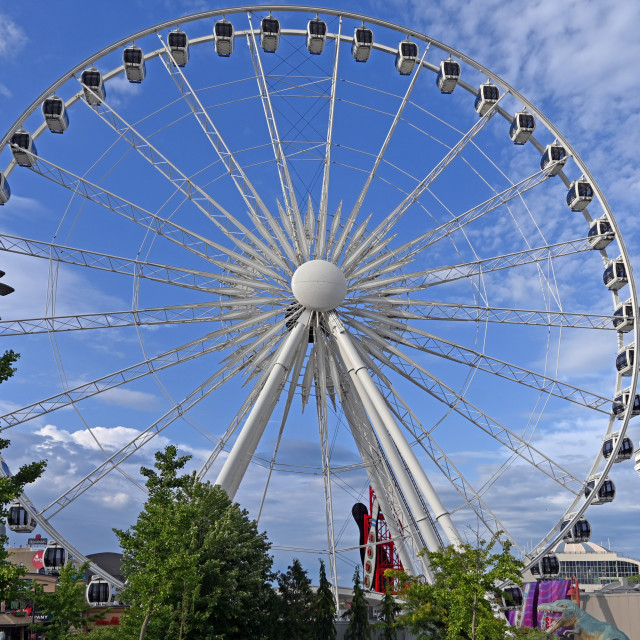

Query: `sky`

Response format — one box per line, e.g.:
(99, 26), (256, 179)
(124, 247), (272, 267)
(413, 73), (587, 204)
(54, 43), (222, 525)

(1, 0), (640, 589)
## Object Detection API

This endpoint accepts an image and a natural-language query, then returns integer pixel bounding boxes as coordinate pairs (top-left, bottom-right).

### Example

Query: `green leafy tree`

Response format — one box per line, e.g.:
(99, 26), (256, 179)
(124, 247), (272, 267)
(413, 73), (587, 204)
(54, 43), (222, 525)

(275, 558), (314, 639)
(391, 533), (524, 640)
(344, 568), (371, 640)
(0, 351), (47, 602)
(376, 587), (400, 640)
(313, 559), (336, 640)
(30, 562), (105, 640)
(115, 445), (276, 640)
(0, 350), (19, 383)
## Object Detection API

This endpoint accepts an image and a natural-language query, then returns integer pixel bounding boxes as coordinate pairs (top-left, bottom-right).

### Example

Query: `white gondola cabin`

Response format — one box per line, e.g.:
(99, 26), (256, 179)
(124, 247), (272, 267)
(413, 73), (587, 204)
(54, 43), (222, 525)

(43, 541), (66, 574)
(501, 585), (523, 609)
(509, 111), (535, 145)
(123, 46), (146, 83)
(612, 387), (640, 419)
(0, 172), (10, 205)
(260, 16), (280, 53)
(561, 514), (591, 543)
(214, 19), (234, 57)
(587, 216), (614, 250)
(602, 430), (634, 462)
(584, 473), (615, 505)
(474, 83), (499, 116)
(168, 29), (189, 66)
(86, 576), (113, 606)
(540, 142), (568, 176)
(6, 502), (36, 533)
(603, 257), (628, 291)
(395, 39), (418, 75)
(42, 96), (69, 133)
(81, 69), (106, 106)
(307, 17), (327, 54)
(530, 554), (560, 578)
(352, 26), (373, 62)
(616, 344), (634, 376)
(613, 299), (634, 333)
(10, 130), (37, 167)
(566, 178), (593, 211)
(436, 59), (460, 93)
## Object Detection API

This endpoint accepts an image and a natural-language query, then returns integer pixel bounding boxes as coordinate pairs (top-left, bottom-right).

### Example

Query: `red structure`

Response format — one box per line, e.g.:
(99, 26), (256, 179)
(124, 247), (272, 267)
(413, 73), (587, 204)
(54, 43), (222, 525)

(362, 487), (403, 593)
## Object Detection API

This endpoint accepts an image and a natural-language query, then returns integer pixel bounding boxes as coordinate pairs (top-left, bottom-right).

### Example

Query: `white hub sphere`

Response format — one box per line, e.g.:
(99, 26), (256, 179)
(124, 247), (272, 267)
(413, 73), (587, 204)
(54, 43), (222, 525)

(291, 260), (347, 311)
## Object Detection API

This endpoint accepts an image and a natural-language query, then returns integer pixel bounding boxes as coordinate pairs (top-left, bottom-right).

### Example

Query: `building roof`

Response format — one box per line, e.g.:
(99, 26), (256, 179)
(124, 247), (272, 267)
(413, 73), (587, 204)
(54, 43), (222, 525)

(85, 552), (124, 583)
(553, 541), (610, 554)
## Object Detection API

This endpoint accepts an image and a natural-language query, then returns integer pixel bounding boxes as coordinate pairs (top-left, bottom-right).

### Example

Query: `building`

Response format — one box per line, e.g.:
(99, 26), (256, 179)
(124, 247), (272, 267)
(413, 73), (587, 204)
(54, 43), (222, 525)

(552, 541), (640, 592)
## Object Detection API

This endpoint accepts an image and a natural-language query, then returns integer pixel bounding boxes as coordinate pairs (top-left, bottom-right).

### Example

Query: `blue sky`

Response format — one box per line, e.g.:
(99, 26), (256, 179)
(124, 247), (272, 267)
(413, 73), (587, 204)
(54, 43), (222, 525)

(1, 0), (640, 587)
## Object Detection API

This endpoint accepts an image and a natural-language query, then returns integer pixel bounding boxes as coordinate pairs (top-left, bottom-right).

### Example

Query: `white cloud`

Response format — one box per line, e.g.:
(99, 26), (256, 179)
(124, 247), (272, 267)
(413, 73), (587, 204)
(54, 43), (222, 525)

(0, 13), (27, 58)
(96, 388), (159, 411)
(0, 83), (11, 98)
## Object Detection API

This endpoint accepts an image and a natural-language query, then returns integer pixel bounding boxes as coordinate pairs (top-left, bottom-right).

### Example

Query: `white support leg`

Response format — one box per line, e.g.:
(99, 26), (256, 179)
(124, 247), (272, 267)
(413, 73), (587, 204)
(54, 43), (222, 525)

(216, 310), (312, 499)
(328, 312), (462, 549)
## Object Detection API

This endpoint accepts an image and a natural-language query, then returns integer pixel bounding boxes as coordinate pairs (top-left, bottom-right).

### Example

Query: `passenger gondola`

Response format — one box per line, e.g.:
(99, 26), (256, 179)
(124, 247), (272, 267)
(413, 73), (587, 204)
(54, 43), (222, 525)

(214, 19), (234, 57)
(530, 554), (560, 578)
(560, 514), (591, 543)
(6, 502), (36, 533)
(566, 178), (593, 211)
(587, 216), (614, 250)
(474, 82), (499, 116)
(0, 269), (15, 296)
(613, 299), (634, 333)
(602, 430), (634, 462)
(0, 172), (10, 205)
(395, 38), (418, 75)
(86, 576), (113, 606)
(168, 28), (189, 66)
(540, 142), (568, 176)
(501, 585), (523, 609)
(616, 345), (634, 376)
(307, 17), (327, 54)
(603, 257), (628, 291)
(509, 111), (535, 145)
(352, 26), (373, 62)
(584, 473), (615, 505)
(81, 69), (106, 106)
(123, 45), (146, 83)
(260, 15), (280, 53)
(612, 387), (640, 419)
(436, 58), (460, 93)
(42, 96), (69, 133)
(43, 541), (66, 574)
(9, 130), (37, 167)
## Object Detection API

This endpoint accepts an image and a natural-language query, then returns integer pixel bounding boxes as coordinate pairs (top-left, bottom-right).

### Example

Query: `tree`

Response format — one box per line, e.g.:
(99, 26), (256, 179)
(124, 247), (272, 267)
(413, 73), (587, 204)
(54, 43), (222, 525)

(30, 561), (105, 640)
(391, 533), (524, 640)
(274, 558), (314, 639)
(376, 587), (400, 640)
(344, 568), (371, 640)
(0, 351), (47, 603)
(115, 445), (276, 640)
(313, 559), (336, 640)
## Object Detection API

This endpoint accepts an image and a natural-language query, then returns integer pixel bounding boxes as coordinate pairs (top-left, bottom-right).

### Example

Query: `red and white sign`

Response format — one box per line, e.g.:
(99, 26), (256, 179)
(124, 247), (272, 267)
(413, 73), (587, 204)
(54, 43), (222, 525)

(32, 550), (44, 570)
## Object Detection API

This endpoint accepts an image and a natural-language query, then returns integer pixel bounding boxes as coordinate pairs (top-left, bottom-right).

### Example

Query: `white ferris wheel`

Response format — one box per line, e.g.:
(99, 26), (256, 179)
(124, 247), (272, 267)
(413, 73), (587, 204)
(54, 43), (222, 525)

(0, 5), (638, 597)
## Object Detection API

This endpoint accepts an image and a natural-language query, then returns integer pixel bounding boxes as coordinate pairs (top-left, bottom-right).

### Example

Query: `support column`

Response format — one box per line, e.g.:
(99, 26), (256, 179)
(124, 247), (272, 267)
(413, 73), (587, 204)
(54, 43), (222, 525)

(216, 309), (312, 499)
(328, 312), (462, 548)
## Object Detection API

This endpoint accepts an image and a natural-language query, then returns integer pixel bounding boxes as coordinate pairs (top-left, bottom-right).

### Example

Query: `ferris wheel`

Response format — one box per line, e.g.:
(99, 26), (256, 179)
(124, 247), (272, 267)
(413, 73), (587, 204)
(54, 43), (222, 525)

(0, 6), (638, 595)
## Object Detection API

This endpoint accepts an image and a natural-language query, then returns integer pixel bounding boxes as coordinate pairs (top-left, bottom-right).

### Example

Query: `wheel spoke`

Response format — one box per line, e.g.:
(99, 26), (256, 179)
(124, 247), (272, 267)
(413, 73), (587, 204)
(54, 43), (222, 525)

(246, 13), (306, 262)
(332, 47), (430, 265)
(341, 90), (508, 273)
(348, 309), (611, 412)
(344, 323), (583, 494)
(348, 297), (616, 330)
(156, 33), (293, 273)
(352, 236), (594, 294)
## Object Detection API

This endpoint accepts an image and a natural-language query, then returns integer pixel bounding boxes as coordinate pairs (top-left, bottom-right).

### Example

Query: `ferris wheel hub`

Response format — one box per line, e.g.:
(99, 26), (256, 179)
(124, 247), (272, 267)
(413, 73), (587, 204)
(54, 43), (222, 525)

(291, 260), (347, 311)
